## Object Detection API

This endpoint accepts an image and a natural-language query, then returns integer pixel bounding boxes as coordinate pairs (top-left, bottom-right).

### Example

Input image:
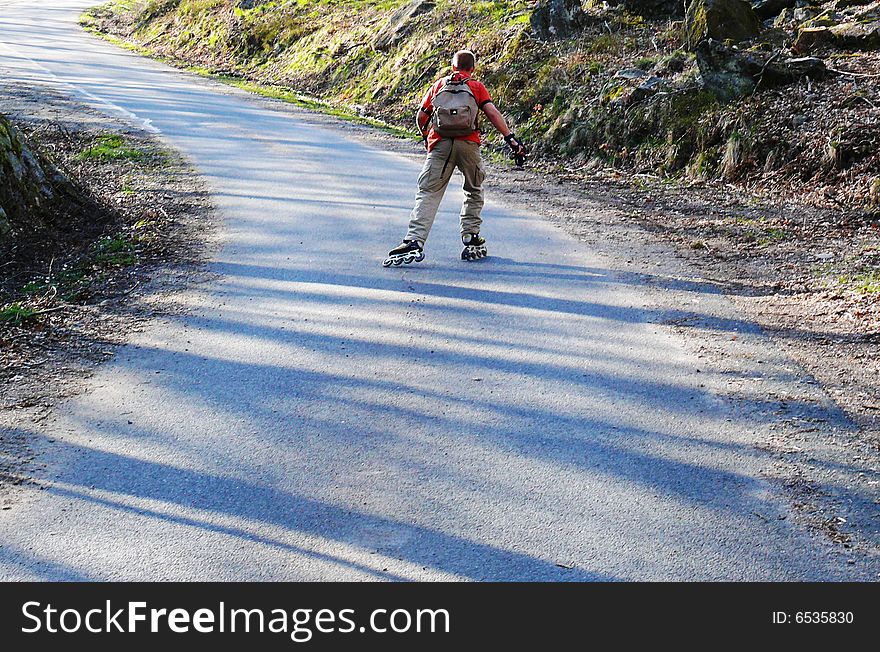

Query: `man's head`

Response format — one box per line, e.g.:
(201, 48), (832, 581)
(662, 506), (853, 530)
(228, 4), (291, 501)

(451, 50), (476, 74)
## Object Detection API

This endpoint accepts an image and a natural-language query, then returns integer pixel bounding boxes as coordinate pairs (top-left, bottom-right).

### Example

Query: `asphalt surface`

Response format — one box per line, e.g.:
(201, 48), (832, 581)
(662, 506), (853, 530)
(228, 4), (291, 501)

(0, 0), (872, 580)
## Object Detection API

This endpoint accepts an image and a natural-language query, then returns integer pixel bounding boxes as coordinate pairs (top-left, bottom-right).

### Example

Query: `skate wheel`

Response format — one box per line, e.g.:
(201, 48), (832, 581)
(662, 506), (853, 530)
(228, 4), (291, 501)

(393, 258), (403, 266)
(382, 258), (393, 268)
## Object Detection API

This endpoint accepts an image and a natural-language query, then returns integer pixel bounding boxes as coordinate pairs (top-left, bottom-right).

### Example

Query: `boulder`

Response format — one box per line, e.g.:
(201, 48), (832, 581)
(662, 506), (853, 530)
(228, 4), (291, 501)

(530, 0), (590, 40)
(792, 7), (819, 22)
(372, 0), (434, 51)
(1, 114), (55, 242)
(685, 0), (763, 50)
(750, 0), (797, 20)
(793, 26), (834, 52)
(833, 0), (876, 9)
(614, 68), (651, 80)
(794, 18), (880, 52)
(0, 113), (86, 251)
(604, 70), (667, 107)
(829, 20), (880, 50)
(696, 39), (827, 101)
(773, 7), (794, 27)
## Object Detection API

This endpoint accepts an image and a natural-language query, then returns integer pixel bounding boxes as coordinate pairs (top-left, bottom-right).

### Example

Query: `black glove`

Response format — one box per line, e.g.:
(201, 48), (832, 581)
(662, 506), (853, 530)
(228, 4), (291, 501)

(505, 132), (528, 167)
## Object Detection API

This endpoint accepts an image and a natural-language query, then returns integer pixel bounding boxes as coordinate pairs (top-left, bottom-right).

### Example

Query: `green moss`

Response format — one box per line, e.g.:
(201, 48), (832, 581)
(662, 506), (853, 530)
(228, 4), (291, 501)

(588, 33), (622, 54)
(756, 228), (787, 247)
(92, 233), (139, 267)
(688, 150), (716, 179)
(179, 0), (225, 15)
(75, 134), (145, 162)
(685, 2), (708, 49)
(870, 178), (880, 205)
(0, 302), (37, 324)
(601, 82), (627, 105)
(840, 269), (880, 294)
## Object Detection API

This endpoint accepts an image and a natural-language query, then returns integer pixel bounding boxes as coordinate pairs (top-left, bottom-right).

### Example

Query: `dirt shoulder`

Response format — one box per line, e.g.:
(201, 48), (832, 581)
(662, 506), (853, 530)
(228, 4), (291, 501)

(0, 82), (215, 509)
(537, 169), (880, 436)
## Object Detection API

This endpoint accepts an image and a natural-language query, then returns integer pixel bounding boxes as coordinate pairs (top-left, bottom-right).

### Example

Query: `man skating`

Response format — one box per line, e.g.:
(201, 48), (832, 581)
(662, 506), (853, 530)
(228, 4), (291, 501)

(383, 50), (527, 267)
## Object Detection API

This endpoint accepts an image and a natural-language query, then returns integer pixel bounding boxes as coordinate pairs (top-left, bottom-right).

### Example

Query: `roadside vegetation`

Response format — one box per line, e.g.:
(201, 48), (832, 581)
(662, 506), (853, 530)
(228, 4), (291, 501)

(1, 122), (163, 328)
(75, 133), (148, 162)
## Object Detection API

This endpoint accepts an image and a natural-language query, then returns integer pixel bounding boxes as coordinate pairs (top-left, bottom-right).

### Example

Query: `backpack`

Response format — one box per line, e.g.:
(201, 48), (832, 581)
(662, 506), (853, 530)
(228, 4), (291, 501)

(430, 75), (479, 138)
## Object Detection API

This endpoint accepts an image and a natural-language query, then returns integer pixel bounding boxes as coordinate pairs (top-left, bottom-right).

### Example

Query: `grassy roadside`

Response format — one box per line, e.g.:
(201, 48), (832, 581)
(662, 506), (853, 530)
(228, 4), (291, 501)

(1, 129), (166, 328)
(0, 79), (212, 506)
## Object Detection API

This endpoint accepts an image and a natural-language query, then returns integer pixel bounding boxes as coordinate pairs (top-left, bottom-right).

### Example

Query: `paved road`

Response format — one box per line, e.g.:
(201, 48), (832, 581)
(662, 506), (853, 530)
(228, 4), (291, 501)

(0, 0), (870, 580)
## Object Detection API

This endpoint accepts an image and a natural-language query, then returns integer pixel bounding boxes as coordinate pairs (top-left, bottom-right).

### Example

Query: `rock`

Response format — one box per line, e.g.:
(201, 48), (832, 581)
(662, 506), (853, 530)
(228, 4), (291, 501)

(372, 0), (434, 51)
(609, 84), (653, 107)
(750, 0), (799, 21)
(793, 26), (833, 53)
(640, 76), (668, 90)
(794, 19), (880, 52)
(685, 0), (763, 50)
(652, 52), (688, 76)
(833, 0), (876, 9)
(0, 207), (10, 239)
(614, 68), (650, 80)
(604, 72), (667, 107)
(773, 7), (793, 27)
(695, 41), (756, 99)
(793, 7), (818, 22)
(782, 56), (829, 79)
(870, 178), (880, 205)
(0, 113), (81, 248)
(806, 13), (842, 28)
(531, 0), (590, 40)
(696, 39), (827, 101)
(829, 20), (880, 50)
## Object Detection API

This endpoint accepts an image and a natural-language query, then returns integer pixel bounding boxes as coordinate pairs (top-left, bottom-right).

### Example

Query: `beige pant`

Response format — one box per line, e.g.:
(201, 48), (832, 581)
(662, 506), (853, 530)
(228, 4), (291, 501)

(405, 138), (485, 245)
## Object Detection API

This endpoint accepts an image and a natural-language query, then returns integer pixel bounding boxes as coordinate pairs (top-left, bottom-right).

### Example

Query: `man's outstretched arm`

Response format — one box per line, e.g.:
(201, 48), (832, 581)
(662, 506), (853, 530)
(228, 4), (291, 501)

(481, 102), (512, 137)
(482, 103), (527, 158)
